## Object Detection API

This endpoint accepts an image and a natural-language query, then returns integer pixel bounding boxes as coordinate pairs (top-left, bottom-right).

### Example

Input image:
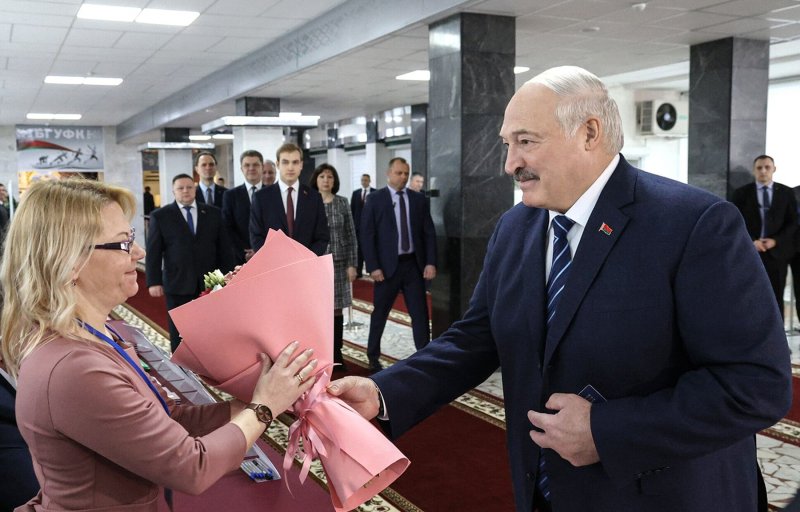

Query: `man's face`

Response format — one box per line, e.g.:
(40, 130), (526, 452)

(409, 175), (424, 192)
(0, 185), (7, 202)
(241, 156), (264, 185)
(172, 177), (196, 206)
(387, 161), (410, 191)
(263, 163), (277, 185)
(195, 155), (217, 181)
(753, 158), (776, 185)
(361, 175), (371, 188)
(277, 151), (302, 186)
(500, 83), (593, 212)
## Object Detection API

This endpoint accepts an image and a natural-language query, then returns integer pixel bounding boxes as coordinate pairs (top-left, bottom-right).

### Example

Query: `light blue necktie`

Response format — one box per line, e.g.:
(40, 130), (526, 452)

(184, 205), (195, 235)
(539, 214), (575, 502)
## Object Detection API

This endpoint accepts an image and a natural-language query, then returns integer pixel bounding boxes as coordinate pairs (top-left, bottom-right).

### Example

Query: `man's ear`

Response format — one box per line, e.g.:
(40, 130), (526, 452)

(584, 117), (602, 150)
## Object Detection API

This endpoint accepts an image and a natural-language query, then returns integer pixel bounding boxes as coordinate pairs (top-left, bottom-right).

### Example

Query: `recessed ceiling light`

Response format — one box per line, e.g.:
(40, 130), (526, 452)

(45, 75), (123, 86)
(514, 66), (530, 74)
(26, 113), (82, 120)
(581, 26), (601, 33)
(396, 70), (430, 81)
(212, 134), (235, 140)
(77, 3), (140, 22)
(188, 135), (212, 141)
(135, 8), (200, 26)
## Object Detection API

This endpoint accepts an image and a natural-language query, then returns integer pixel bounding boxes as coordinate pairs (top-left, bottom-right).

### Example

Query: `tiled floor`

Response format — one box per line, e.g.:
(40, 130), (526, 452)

(343, 305), (800, 509)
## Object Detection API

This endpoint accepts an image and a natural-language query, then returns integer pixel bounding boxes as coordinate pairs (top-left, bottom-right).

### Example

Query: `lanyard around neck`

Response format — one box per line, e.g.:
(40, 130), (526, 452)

(78, 320), (170, 415)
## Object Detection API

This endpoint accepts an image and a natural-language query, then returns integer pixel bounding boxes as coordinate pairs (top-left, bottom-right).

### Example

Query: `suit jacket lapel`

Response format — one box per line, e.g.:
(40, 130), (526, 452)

(524, 211), (549, 361)
(543, 159), (635, 367)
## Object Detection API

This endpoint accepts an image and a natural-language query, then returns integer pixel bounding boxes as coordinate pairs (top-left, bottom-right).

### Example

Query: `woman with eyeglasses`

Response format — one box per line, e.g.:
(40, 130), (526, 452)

(1, 179), (318, 511)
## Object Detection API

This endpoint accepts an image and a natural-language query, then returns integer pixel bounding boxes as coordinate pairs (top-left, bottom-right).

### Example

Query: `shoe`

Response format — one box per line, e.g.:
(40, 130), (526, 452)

(368, 361), (384, 372)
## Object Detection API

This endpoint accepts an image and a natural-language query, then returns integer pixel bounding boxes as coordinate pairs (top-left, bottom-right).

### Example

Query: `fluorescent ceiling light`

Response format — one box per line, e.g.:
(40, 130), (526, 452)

(188, 135), (211, 141)
(212, 134), (235, 140)
(77, 4), (140, 22)
(45, 75), (122, 86)
(83, 77), (123, 86)
(202, 115), (320, 132)
(279, 112), (303, 118)
(27, 113), (82, 120)
(135, 8), (199, 26)
(396, 70), (430, 81)
(44, 76), (84, 85)
(514, 66), (530, 74)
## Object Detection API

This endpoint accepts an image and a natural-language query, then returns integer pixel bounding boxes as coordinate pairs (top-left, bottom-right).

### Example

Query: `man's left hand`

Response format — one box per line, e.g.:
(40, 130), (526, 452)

(528, 393), (600, 467)
(423, 265), (436, 280)
(760, 237), (776, 250)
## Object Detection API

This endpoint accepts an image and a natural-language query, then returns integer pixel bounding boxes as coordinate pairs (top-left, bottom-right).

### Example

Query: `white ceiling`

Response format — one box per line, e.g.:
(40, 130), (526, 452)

(1, 0), (799, 142)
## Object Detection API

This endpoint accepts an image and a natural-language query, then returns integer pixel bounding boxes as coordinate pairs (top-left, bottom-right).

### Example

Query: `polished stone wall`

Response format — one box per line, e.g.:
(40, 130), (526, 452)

(410, 103), (428, 179)
(428, 13), (515, 336)
(688, 37), (769, 199)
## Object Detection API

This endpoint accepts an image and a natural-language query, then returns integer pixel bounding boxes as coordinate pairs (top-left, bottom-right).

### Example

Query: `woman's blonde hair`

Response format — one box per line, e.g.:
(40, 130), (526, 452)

(0, 179), (135, 377)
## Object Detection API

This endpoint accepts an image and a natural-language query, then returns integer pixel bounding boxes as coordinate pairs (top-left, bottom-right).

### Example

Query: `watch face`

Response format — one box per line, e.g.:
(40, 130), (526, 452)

(248, 403), (273, 425)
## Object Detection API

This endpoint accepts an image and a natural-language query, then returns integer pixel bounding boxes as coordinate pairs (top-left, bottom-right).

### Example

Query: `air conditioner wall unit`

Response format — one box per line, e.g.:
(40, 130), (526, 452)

(636, 99), (688, 137)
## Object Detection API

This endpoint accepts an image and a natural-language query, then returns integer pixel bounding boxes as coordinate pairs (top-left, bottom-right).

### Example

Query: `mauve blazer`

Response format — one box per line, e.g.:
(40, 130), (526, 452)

(15, 336), (246, 512)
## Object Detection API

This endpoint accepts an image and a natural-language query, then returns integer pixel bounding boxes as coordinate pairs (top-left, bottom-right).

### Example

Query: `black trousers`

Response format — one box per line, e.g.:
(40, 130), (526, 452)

(165, 292), (198, 352)
(367, 256), (429, 364)
(760, 252), (787, 319)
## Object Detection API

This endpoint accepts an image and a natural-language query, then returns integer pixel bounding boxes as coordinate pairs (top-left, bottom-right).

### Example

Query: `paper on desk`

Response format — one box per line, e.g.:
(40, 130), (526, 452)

(169, 229), (409, 512)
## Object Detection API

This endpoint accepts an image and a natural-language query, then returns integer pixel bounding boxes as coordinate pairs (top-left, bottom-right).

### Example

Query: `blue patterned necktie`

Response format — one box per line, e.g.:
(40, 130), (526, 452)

(539, 214), (575, 502)
(184, 205), (195, 235)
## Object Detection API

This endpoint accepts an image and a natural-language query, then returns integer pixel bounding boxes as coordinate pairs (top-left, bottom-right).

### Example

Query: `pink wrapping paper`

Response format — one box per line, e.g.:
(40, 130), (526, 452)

(169, 229), (409, 511)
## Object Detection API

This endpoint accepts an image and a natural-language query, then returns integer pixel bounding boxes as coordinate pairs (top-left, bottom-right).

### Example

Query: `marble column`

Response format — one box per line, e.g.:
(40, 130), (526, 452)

(688, 37), (769, 199)
(410, 104), (428, 180)
(428, 13), (516, 336)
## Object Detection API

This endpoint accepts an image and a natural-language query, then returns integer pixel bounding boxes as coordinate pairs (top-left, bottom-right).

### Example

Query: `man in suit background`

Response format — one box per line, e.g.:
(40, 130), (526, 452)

(146, 174), (235, 351)
(351, 173), (375, 276)
(222, 149), (264, 264)
(360, 158), (436, 371)
(732, 155), (797, 318)
(143, 185), (156, 216)
(408, 172), (425, 193)
(262, 159), (277, 186)
(249, 142), (329, 255)
(330, 66), (791, 512)
(194, 151), (226, 208)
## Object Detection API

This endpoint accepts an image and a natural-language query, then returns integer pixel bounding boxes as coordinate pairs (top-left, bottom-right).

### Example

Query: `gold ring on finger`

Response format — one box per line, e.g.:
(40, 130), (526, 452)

(295, 373), (304, 384)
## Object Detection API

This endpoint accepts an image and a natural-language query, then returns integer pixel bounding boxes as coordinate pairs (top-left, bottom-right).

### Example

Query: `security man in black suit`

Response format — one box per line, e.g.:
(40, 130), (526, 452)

(194, 151), (226, 208)
(249, 142), (329, 256)
(360, 157), (436, 371)
(351, 173), (375, 277)
(222, 149), (264, 264)
(732, 154), (797, 317)
(146, 173), (236, 351)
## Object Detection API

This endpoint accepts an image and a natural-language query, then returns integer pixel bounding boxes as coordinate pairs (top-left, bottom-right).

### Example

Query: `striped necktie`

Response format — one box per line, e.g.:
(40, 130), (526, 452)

(539, 214), (575, 502)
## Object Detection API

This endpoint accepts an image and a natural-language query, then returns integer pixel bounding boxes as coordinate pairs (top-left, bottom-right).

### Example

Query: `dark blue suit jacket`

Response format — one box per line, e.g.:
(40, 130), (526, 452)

(145, 202), (236, 295)
(731, 182), (797, 261)
(350, 187), (375, 233)
(222, 184), (253, 264)
(195, 184), (226, 208)
(249, 183), (329, 256)
(373, 156), (791, 512)
(0, 373), (39, 509)
(360, 187), (436, 277)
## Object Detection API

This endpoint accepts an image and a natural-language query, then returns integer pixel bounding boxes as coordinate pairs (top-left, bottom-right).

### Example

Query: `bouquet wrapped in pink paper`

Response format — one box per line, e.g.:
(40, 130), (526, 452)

(170, 230), (409, 511)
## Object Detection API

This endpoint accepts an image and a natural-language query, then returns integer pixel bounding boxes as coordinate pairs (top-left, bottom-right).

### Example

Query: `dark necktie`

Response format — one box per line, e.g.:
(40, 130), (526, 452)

(397, 190), (410, 252)
(286, 186), (295, 237)
(250, 185), (256, 203)
(184, 206), (195, 235)
(206, 187), (213, 205)
(539, 214), (575, 502)
(362, 189), (367, 203)
(761, 186), (770, 238)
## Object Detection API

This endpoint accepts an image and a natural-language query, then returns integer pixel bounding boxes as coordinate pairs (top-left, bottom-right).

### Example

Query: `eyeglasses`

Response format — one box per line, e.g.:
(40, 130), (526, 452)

(93, 227), (135, 254)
